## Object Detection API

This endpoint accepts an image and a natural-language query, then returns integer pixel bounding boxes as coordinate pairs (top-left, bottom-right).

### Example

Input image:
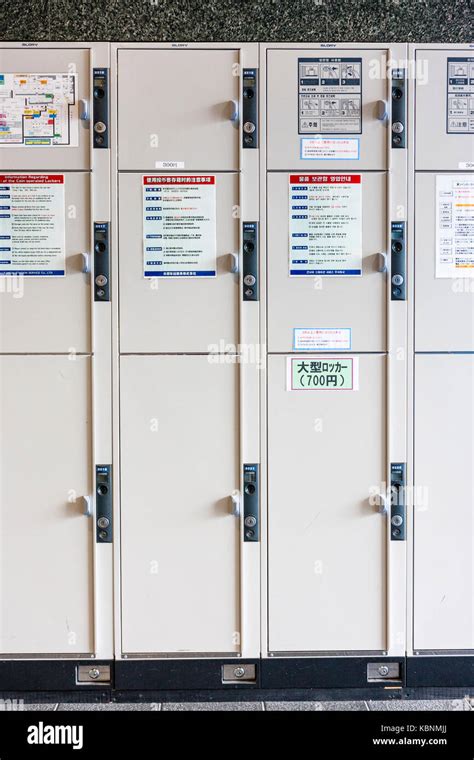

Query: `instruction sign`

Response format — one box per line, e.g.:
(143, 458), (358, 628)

(447, 58), (474, 134)
(0, 73), (78, 147)
(287, 356), (359, 391)
(143, 175), (217, 278)
(293, 327), (352, 351)
(436, 174), (474, 278)
(298, 57), (362, 135)
(0, 174), (65, 276)
(289, 174), (362, 276)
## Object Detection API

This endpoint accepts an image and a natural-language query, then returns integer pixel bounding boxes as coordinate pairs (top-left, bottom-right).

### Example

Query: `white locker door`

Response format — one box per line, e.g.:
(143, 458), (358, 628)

(415, 172), (474, 352)
(267, 48), (389, 171)
(120, 355), (240, 655)
(415, 50), (474, 172)
(119, 172), (239, 353)
(0, 172), (91, 354)
(117, 49), (239, 171)
(0, 48), (91, 171)
(267, 171), (387, 353)
(0, 356), (94, 654)
(267, 354), (387, 653)
(414, 355), (474, 651)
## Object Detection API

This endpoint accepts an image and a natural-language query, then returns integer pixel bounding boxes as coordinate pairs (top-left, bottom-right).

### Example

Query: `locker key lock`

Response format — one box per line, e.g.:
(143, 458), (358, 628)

(243, 121), (256, 134)
(392, 121), (404, 134)
(244, 274), (256, 287)
(391, 515), (403, 527)
(97, 516), (110, 529)
(392, 274), (404, 286)
(95, 274), (108, 287)
(244, 516), (257, 528)
(94, 121), (107, 134)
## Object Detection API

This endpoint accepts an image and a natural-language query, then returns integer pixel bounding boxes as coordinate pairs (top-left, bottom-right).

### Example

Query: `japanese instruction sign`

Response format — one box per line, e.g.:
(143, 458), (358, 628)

(287, 356), (359, 391)
(143, 175), (217, 278)
(447, 58), (474, 134)
(301, 137), (360, 161)
(298, 57), (362, 135)
(293, 327), (352, 351)
(0, 73), (78, 147)
(0, 174), (65, 276)
(436, 175), (474, 278)
(289, 174), (362, 276)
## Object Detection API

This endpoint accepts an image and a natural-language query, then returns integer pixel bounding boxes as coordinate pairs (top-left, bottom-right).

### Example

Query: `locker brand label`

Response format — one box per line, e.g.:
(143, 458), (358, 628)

(301, 137), (360, 161)
(289, 174), (362, 277)
(298, 57), (362, 135)
(142, 175), (217, 278)
(436, 175), (474, 278)
(0, 73), (79, 147)
(0, 174), (65, 276)
(293, 327), (352, 351)
(287, 356), (359, 391)
(446, 57), (474, 134)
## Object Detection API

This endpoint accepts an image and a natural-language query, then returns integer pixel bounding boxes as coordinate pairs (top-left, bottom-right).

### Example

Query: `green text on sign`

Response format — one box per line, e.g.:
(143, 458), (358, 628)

(288, 357), (358, 391)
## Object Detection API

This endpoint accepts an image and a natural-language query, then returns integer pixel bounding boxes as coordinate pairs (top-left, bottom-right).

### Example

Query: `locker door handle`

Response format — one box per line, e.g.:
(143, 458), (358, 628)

(229, 99), (239, 124)
(376, 252), (387, 273)
(229, 252), (239, 274)
(81, 252), (91, 274)
(230, 490), (241, 517)
(376, 99), (388, 121)
(82, 495), (93, 518)
(79, 98), (90, 122)
(374, 493), (388, 515)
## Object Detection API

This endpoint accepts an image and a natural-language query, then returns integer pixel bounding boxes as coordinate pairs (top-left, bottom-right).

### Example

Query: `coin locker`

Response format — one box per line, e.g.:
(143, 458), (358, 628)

(262, 43), (408, 657)
(0, 43), (112, 659)
(410, 44), (474, 655)
(113, 43), (260, 658)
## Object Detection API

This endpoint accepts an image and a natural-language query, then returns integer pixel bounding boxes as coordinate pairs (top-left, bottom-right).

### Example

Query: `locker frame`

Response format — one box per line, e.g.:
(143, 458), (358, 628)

(0, 40), (113, 663)
(109, 41), (261, 662)
(259, 41), (409, 660)
(407, 42), (474, 661)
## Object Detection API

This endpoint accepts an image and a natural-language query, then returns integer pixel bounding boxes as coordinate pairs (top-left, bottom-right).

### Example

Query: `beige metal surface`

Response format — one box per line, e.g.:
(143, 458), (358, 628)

(0, 355), (94, 654)
(415, 48), (474, 172)
(118, 172), (239, 354)
(267, 353), (387, 653)
(0, 47), (91, 172)
(0, 171), (91, 354)
(266, 47), (389, 171)
(267, 171), (387, 353)
(117, 49), (239, 171)
(120, 355), (240, 655)
(413, 354), (474, 651)
(415, 172), (474, 352)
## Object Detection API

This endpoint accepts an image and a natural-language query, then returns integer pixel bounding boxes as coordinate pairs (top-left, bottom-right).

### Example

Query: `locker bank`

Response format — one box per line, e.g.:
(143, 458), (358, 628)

(0, 41), (472, 701)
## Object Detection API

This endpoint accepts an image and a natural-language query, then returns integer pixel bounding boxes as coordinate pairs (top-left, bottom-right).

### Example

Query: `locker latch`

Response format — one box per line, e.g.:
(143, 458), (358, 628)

(367, 662), (401, 682)
(96, 465), (112, 543)
(93, 68), (109, 149)
(242, 69), (258, 149)
(94, 222), (110, 302)
(390, 463), (406, 541)
(76, 665), (111, 684)
(391, 221), (406, 301)
(391, 69), (406, 149)
(243, 464), (259, 542)
(242, 222), (259, 301)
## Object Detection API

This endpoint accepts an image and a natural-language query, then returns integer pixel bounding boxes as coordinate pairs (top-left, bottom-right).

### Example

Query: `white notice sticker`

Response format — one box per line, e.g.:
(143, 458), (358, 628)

(301, 137), (360, 160)
(143, 175), (217, 277)
(436, 174), (474, 278)
(0, 73), (78, 147)
(0, 174), (65, 276)
(293, 327), (352, 351)
(289, 174), (362, 276)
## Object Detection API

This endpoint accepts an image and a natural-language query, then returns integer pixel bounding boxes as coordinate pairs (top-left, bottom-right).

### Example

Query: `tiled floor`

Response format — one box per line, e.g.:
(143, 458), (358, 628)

(18, 698), (473, 711)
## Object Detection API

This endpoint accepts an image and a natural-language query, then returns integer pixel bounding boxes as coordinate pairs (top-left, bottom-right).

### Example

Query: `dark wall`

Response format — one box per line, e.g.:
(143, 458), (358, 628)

(1, 0), (473, 43)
